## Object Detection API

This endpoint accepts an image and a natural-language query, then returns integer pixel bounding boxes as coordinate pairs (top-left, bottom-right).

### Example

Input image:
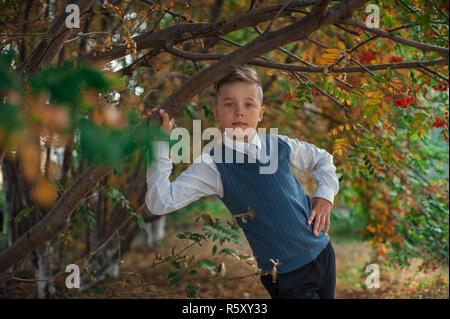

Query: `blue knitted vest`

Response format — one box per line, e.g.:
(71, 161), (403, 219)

(210, 134), (330, 274)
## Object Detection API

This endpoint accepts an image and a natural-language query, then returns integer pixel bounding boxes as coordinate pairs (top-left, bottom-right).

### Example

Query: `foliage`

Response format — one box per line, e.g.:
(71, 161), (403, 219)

(106, 186), (146, 232)
(157, 213), (259, 298)
(0, 0), (448, 298)
(0, 50), (167, 208)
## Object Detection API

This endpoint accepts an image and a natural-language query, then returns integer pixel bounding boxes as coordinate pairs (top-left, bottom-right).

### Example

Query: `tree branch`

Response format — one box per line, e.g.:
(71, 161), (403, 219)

(162, 46), (448, 73)
(0, 166), (111, 274)
(18, 0), (96, 74)
(344, 18), (449, 54)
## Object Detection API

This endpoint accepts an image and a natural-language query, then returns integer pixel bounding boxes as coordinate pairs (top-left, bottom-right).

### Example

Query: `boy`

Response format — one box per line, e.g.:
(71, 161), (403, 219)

(146, 65), (339, 299)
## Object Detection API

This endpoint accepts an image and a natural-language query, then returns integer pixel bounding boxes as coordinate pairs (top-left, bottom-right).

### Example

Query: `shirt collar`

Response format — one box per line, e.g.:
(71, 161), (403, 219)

(223, 130), (261, 156)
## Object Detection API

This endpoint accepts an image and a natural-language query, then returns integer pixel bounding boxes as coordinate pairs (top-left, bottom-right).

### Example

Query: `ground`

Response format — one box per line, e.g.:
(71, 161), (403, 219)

(80, 226), (449, 299)
(1, 225), (448, 299)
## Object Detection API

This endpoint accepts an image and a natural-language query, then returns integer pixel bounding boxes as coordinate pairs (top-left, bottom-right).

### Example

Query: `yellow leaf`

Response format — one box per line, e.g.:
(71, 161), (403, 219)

(370, 113), (379, 123)
(392, 153), (401, 161)
(326, 48), (342, 54)
(32, 178), (57, 208)
(391, 77), (406, 91)
(366, 98), (381, 106)
(382, 102), (392, 114)
(411, 120), (422, 128)
(367, 91), (384, 98)
(318, 57), (333, 65)
(266, 70), (274, 76)
(321, 53), (340, 59)
(337, 41), (345, 50)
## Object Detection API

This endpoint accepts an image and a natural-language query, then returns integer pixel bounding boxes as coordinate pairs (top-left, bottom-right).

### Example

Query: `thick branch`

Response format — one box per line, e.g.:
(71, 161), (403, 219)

(82, 0), (317, 63)
(155, 0), (370, 116)
(0, 166), (111, 274)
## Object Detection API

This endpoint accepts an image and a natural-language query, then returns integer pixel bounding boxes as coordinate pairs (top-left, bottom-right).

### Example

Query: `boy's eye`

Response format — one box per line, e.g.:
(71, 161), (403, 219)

(223, 103), (253, 107)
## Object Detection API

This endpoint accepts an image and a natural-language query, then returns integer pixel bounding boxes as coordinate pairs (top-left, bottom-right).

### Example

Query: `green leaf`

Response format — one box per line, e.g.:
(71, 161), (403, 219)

(219, 248), (239, 257)
(90, 288), (104, 294)
(169, 275), (183, 286)
(172, 261), (182, 269)
(197, 259), (216, 274)
(185, 284), (200, 298)
(0, 52), (22, 92)
(168, 271), (181, 278)
(386, 67), (393, 81)
(372, 74), (387, 83)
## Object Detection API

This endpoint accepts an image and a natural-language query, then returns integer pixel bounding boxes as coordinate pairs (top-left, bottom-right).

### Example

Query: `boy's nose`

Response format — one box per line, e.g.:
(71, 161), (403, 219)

(234, 105), (245, 116)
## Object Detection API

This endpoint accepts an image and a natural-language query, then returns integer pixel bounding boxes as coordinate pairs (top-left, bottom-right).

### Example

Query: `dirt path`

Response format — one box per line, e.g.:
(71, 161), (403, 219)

(1, 230), (447, 299)
(97, 231), (448, 299)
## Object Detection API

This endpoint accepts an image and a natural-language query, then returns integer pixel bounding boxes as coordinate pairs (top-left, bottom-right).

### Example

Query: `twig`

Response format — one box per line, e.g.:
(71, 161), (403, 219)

(262, 0), (296, 35)
(344, 18), (449, 54)
(64, 32), (115, 44)
(417, 66), (448, 82)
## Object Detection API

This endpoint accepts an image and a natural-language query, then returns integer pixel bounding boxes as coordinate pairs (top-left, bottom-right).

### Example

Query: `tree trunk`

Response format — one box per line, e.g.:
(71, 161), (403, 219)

(30, 240), (56, 298)
(145, 215), (167, 248)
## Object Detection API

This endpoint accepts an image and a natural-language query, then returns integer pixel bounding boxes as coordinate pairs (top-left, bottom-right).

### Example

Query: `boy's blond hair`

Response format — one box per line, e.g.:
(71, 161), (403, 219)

(214, 65), (264, 105)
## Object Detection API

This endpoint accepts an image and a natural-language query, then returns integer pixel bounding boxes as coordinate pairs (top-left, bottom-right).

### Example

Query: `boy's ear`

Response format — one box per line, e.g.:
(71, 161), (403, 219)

(259, 105), (265, 122)
(213, 106), (219, 120)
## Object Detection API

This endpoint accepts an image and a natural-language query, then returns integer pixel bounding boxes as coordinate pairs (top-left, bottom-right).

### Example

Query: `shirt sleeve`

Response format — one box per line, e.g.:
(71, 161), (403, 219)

(278, 135), (339, 206)
(146, 141), (222, 215)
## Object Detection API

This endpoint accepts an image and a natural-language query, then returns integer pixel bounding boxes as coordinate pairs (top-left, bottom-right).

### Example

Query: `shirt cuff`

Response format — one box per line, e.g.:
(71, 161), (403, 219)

(312, 185), (335, 206)
(152, 141), (170, 160)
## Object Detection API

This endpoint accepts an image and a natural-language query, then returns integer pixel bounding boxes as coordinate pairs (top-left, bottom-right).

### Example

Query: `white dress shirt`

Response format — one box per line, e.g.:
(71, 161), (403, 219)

(146, 132), (339, 216)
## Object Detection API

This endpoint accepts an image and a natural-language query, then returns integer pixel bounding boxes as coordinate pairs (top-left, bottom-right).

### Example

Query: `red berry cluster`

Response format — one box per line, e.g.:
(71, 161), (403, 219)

(432, 82), (449, 91)
(393, 96), (415, 108)
(156, 64), (165, 72)
(362, 51), (376, 64)
(283, 92), (294, 100)
(389, 56), (403, 63)
(432, 119), (448, 128)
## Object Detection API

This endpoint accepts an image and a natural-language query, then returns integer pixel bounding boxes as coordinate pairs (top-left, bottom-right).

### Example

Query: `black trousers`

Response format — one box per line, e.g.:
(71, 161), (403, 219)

(260, 241), (336, 299)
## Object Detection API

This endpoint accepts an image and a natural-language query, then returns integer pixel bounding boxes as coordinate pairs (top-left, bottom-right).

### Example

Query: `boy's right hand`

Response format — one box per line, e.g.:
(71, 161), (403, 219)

(148, 108), (174, 135)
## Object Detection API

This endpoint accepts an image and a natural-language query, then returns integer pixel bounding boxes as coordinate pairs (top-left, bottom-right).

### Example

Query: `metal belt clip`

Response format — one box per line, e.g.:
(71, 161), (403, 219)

(269, 258), (282, 283)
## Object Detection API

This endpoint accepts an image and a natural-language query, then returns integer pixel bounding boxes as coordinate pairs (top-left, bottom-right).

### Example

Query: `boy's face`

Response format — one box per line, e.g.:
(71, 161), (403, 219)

(214, 81), (265, 142)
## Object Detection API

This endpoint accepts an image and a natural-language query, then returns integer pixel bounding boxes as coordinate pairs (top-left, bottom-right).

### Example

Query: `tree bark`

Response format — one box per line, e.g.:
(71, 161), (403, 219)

(0, 165), (111, 274)
(18, 0), (96, 74)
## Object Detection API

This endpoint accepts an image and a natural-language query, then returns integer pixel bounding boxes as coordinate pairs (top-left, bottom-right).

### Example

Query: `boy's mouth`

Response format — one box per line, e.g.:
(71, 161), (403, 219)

(232, 122), (247, 126)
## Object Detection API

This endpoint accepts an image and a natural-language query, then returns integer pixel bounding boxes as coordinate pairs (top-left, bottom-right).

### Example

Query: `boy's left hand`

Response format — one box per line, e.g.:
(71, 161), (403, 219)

(307, 197), (332, 237)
